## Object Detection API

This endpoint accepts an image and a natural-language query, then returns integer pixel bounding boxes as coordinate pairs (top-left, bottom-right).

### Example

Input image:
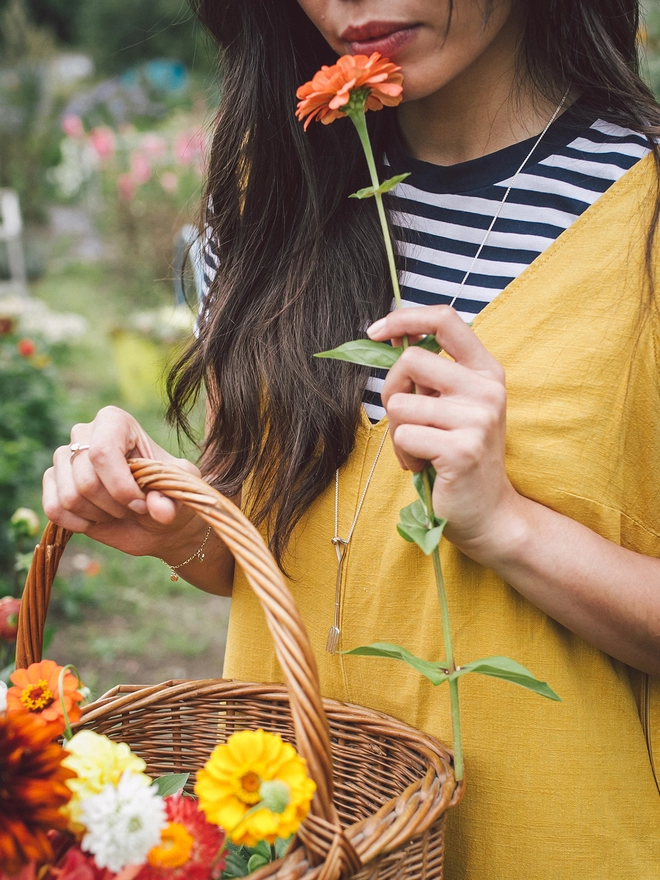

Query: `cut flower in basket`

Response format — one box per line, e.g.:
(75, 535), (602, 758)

(61, 730), (151, 832)
(7, 660), (84, 739)
(0, 712), (75, 875)
(136, 793), (226, 880)
(195, 729), (316, 848)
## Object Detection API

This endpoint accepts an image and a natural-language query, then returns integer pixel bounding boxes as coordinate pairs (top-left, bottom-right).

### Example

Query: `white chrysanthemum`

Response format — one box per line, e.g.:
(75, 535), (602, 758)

(79, 770), (167, 873)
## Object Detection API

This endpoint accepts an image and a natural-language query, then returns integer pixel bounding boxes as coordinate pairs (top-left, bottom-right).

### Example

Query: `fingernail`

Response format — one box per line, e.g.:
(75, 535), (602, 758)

(128, 499), (147, 515)
(367, 317), (386, 338)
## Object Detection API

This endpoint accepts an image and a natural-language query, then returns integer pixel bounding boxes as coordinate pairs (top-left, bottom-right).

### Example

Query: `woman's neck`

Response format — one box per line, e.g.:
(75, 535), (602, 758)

(396, 18), (562, 167)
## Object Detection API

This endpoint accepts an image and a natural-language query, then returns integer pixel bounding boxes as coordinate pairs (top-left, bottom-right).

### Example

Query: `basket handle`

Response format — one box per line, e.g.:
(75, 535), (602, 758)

(16, 458), (344, 840)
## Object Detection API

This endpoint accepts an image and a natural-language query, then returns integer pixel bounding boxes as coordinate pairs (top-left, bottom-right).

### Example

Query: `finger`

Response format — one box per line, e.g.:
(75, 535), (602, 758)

(145, 491), (180, 524)
(386, 391), (484, 432)
(52, 446), (119, 523)
(69, 449), (133, 520)
(43, 468), (95, 533)
(368, 305), (503, 377)
(382, 345), (490, 402)
(86, 407), (154, 508)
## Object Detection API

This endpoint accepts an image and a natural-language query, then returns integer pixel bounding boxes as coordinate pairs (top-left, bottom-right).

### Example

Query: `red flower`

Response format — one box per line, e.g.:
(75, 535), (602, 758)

(296, 53), (403, 129)
(0, 713), (75, 875)
(135, 794), (225, 880)
(17, 339), (36, 358)
(0, 597), (21, 641)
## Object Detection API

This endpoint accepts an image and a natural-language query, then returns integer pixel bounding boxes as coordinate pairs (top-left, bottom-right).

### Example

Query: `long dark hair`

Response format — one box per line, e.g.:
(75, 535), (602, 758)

(168, 0), (660, 566)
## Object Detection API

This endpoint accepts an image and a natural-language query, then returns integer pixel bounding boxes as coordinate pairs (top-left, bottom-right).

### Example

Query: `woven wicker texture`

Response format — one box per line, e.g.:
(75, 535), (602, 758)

(16, 459), (462, 880)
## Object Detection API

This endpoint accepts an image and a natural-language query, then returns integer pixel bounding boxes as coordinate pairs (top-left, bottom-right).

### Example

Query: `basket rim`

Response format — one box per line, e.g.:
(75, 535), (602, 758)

(73, 676), (464, 869)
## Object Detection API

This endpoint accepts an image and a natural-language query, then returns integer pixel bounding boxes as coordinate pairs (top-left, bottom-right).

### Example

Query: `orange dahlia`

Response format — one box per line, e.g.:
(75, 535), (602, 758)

(0, 712), (76, 875)
(8, 661), (84, 739)
(136, 793), (225, 880)
(296, 53), (403, 129)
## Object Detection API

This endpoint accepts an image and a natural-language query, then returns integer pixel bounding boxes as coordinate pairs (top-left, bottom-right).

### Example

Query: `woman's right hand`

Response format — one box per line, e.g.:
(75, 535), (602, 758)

(42, 406), (203, 559)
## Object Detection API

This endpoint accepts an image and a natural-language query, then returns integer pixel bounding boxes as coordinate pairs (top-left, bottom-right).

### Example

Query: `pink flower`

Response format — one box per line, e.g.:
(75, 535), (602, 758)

(130, 152), (151, 185)
(174, 130), (206, 167)
(159, 172), (178, 194)
(61, 115), (84, 139)
(0, 597), (20, 641)
(88, 128), (115, 161)
(140, 134), (167, 159)
(117, 173), (136, 202)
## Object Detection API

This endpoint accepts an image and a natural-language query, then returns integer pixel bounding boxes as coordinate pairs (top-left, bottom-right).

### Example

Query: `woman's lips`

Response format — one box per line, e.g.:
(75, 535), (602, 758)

(341, 23), (420, 60)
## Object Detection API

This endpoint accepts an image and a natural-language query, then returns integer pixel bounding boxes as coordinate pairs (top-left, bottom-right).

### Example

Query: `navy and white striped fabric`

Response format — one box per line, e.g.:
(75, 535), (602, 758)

(199, 104), (650, 423)
(363, 108), (650, 421)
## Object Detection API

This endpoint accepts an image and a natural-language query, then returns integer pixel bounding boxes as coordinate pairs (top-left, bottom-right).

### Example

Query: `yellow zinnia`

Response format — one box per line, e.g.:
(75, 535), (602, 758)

(195, 729), (316, 847)
(61, 729), (151, 831)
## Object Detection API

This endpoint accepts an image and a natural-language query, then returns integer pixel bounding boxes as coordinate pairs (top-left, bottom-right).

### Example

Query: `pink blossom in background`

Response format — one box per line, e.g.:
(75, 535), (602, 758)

(174, 129), (207, 169)
(140, 133), (167, 159)
(117, 173), (136, 202)
(61, 114), (84, 138)
(88, 127), (116, 160)
(130, 151), (151, 185)
(159, 171), (179, 193)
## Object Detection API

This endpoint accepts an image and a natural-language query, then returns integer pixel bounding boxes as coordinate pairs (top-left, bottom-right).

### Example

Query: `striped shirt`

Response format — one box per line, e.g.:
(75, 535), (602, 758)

(200, 103), (650, 423)
(363, 104), (650, 421)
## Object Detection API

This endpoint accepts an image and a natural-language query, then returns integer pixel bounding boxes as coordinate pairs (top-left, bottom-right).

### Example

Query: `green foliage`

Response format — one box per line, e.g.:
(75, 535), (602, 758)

(77, 0), (214, 77)
(349, 172), (411, 200)
(222, 838), (291, 879)
(152, 772), (190, 798)
(0, 329), (64, 591)
(0, 0), (63, 222)
(315, 334), (441, 368)
(343, 642), (561, 701)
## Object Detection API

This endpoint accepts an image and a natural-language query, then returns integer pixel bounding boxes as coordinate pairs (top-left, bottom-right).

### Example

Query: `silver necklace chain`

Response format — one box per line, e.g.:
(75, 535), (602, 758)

(327, 90), (570, 655)
(327, 427), (389, 654)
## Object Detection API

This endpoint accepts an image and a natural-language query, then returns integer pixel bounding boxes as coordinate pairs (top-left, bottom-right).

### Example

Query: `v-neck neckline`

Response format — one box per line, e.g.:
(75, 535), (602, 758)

(359, 151), (654, 434)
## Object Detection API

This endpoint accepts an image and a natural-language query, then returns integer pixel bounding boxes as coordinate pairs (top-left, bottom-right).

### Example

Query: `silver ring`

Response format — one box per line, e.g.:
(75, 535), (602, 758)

(70, 442), (91, 463)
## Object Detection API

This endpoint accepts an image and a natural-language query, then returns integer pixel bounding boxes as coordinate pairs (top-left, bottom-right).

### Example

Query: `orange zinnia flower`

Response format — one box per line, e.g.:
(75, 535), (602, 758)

(0, 712), (76, 875)
(296, 52), (403, 129)
(8, 660), (84, 738)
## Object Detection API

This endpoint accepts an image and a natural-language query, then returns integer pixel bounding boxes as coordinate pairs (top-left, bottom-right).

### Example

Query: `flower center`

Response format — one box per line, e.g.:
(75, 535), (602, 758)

(20, 680), (54, 711)
(237, 770), (263, 804)
(148, 822), (194, 869)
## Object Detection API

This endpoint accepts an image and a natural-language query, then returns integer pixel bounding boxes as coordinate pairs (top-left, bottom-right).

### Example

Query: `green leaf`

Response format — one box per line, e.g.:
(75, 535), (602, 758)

(398, 498), (429, 529)
(397, 521), (445, 555)
(151, 773), (189, 798)
(315, 338), (402, 368)
(349, 172), (411, 199)
(342, 642), (449, 686)
(253, 841), (271, 860)
(273, 837), (293, 859)
(222, 844), (250, 879)
(413, 334), (442, 353)
(248, 854), (269, 872)
(454, 656), (561, 701)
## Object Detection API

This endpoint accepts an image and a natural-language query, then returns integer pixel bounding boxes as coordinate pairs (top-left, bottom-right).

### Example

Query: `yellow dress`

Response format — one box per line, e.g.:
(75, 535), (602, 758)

(224, 154), (660, 878)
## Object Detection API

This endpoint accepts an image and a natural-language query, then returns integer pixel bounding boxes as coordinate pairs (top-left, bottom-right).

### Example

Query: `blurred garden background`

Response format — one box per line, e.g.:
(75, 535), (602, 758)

(2, 0), (660, 698)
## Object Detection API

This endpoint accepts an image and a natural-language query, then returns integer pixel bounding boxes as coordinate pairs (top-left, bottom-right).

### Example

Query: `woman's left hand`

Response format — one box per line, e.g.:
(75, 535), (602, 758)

(368, 305), (519, 556)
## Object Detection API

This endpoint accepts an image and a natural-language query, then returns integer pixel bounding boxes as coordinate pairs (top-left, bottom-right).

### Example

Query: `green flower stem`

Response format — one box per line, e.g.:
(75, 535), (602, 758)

(349, 110), (406, 338)
(421, 469), (464, 780)
(347, 97), (464, 780)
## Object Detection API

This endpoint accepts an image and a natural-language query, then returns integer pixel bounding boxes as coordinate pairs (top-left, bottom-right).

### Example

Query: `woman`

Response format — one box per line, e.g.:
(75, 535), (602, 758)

(44, 1), (660, 877)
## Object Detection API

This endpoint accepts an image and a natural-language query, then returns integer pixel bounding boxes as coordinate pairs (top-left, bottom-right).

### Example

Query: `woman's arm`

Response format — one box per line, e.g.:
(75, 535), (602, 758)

(42, 405), (235, 597)
(369, 306), (660, 675)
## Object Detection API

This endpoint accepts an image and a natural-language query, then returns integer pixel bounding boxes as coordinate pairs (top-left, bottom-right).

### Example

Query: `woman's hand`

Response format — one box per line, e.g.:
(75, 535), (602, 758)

(368, 305), (519, 556)
(43, 406), (203, 560)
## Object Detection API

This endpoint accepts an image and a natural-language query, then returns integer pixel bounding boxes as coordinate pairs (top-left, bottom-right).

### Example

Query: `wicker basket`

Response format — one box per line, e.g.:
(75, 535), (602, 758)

(16, 459), (463, 880)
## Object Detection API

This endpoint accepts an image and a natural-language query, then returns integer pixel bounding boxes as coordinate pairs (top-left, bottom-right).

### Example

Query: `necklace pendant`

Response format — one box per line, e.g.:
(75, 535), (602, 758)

(326, 625), (340, 655)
